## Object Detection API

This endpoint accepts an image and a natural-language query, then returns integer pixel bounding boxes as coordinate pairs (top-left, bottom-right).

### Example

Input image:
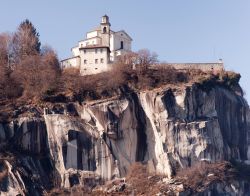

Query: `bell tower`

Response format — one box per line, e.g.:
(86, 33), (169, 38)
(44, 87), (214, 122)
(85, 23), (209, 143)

(100, 15), (111, 47)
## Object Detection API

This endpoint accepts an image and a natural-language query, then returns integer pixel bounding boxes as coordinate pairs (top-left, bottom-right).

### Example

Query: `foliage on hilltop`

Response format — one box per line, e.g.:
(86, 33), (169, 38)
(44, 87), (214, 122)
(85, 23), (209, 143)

(0, 20), (242, 122)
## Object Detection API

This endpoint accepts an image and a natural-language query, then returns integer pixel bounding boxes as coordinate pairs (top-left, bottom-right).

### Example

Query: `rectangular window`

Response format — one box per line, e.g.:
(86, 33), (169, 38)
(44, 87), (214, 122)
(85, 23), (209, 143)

(101, 58), (104, 63)
(95, 49), (98, 53)
(84, 60), (87, 64)
(84, 50), (86, 54)
(95, 59), (98, 64)
(100, 49), (103, 53)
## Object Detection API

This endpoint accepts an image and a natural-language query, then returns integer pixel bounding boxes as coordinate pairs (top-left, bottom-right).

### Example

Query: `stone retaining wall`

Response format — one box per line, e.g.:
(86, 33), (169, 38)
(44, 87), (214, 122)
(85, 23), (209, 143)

(152, 63), (224, 72)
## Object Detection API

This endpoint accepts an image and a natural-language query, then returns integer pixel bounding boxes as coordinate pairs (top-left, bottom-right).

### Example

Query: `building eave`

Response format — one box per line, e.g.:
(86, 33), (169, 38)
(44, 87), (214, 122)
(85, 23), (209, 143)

(79, 45), (111, 52)
(61, 55), (80, 62)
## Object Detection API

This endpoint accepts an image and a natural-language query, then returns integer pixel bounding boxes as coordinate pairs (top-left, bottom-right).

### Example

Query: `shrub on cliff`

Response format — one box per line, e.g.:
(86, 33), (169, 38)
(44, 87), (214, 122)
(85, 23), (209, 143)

(60, 68), (82, 94)
(12, 54), (59, 99)
(176, 162), (236, 192)
(115, 49), (158, 71)
(56, 63), (129, 102)
(220, 71), (241, 86)
(0, 34), (21, 99)
(0, 20), (60, 101)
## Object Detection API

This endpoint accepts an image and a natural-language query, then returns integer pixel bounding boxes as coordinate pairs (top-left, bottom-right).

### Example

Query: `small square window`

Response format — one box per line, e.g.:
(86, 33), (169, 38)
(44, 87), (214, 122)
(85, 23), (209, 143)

(95, 59), (98, 64)
(84, 60), (87, 64)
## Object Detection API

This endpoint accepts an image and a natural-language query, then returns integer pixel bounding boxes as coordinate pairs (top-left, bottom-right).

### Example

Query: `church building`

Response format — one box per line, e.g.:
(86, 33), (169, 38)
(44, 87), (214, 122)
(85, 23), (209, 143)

(61, 15), (133, 75)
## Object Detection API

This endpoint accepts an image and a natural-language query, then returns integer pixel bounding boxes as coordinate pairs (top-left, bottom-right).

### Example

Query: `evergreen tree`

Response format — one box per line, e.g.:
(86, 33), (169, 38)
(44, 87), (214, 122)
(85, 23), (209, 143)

(13, 19), (41, 60)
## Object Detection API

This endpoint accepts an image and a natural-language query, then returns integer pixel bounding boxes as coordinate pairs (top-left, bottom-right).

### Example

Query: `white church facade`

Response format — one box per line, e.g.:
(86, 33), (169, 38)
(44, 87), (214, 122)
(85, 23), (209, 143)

(61, 15), (133, 75)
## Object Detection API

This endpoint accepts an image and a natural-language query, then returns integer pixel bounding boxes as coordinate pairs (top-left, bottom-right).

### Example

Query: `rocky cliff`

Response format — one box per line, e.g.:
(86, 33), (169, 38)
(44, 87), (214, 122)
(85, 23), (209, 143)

(0, 83), (250, 195)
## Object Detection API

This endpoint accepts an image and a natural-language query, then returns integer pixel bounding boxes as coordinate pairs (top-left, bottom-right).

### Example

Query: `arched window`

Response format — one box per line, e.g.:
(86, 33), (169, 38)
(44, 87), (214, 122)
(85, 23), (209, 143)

(121, 41), (124, 49)
(103, 27), (107, 33)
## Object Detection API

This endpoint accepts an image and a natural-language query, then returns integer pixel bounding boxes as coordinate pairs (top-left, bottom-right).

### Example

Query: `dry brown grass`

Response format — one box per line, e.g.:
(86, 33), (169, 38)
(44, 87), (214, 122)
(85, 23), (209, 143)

(47, 161), (247, 195)
(49, 186), (92, 196)
(176, 161), (236, 192)
(124, 163), (167, 195)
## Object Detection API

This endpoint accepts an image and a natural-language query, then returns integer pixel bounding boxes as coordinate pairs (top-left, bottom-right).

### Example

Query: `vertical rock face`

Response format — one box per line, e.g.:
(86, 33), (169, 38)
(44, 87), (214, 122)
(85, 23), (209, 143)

(139, 86), (250, 177)
(0, 118), (55, 195)
(0, 84), (250, 194)
(77, 95), (147, 178)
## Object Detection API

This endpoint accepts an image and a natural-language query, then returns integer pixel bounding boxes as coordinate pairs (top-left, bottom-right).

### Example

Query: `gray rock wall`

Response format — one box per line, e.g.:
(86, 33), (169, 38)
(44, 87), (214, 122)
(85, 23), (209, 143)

(0, 84), (249, 195)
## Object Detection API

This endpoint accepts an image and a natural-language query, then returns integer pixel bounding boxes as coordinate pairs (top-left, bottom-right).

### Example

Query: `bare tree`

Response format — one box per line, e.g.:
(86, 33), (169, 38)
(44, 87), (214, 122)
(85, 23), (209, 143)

(41, 45), (60, 71)
(0, 33), (13, 67)
(0, 33), (15, 98)
(0, 34), (8, 64)
(0, 34), (8, 85)
(60, 68), (81, 93)
(115, 51), (138, 68)
(115, 49), (158, 71)
(136, 49), (158, 70)
(12, 54), (59, 99)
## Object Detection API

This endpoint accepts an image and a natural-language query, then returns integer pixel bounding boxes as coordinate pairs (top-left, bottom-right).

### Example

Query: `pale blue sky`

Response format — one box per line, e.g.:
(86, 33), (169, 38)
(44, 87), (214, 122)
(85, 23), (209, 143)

(1, 1), (250, 100)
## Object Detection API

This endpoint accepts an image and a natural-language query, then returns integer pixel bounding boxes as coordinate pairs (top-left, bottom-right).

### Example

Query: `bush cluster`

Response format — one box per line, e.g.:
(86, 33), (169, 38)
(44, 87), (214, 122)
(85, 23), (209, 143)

(176, 161), (236, 192)
(0, 20), (242, 106)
